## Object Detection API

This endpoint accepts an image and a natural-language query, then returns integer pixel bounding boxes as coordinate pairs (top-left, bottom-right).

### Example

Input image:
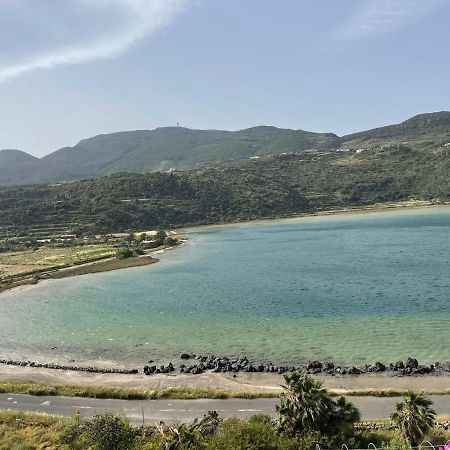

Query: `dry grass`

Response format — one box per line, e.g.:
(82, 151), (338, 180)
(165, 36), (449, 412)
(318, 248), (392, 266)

(333, 387), (450, 397)
(2, 381), (450, 401)
(0, 381), (279, 400)
(0, 244), (115, 278)
(0, 411), (76, 450)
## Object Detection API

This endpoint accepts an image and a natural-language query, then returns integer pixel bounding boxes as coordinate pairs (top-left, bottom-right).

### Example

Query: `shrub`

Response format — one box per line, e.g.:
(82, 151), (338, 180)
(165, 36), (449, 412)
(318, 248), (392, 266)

(208, 415), (300, 450)
(116, 247), (133, 259)
(163, 236), (177, 246)
(382, 432), (412, 450)
(87, 413), (135, 450)
(152, 411), (221, 449)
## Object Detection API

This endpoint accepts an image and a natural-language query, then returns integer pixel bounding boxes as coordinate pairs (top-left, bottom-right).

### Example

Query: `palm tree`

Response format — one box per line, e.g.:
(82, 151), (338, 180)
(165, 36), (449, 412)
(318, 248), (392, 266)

(276, 372), (335, 436)
(391, 392), (436, 447)
(329, 395), (361, 435)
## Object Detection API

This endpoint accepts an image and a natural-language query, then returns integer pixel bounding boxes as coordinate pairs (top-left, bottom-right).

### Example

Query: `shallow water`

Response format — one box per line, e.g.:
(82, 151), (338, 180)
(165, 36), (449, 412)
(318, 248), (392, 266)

(1, 207), (450, 366)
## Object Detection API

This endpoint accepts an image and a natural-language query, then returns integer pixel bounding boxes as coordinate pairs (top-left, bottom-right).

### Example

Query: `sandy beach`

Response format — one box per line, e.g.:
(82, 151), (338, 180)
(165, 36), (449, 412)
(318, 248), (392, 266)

(1, 365), (450, 396)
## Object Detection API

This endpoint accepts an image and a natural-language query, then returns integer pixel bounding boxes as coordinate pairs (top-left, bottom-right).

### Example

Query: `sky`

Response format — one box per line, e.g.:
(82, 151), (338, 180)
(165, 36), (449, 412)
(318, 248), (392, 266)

(0, 0), (449, 157)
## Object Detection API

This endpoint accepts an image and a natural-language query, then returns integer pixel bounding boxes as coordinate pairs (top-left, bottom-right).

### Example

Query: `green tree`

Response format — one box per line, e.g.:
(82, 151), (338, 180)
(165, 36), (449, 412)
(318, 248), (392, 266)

(391, 392), (436, 447)
(164, 236), (177, 246)
(276, 372), (335, 436)
(116, 247), (133, 259)
(329, 395), (361, 434)
(277, 372), (360, 441)
(155, 229), (167, 245)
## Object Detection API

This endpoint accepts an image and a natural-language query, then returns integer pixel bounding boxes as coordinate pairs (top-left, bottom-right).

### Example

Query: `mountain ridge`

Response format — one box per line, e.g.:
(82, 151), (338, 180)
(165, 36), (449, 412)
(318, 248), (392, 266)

(1, 111), (449, 187)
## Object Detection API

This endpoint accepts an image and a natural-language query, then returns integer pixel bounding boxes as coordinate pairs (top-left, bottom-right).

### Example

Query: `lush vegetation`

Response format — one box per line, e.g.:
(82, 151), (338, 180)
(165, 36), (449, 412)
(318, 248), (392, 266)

(0, 374), (449, 449)
(0, 145), (449, 241)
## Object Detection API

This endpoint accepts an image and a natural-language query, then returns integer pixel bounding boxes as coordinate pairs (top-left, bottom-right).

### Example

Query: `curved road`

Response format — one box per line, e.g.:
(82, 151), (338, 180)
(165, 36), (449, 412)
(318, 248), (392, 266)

(1, 394), (450, 424)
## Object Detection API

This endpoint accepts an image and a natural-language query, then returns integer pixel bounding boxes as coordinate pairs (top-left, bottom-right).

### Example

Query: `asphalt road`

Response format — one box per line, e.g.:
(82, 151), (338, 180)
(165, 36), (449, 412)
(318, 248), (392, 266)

(2, 394), (450, 424)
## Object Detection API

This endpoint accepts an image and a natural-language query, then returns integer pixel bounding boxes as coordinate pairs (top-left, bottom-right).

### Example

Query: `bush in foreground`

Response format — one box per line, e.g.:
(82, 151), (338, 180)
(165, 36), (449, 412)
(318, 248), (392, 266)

(86, 412), (135, 450)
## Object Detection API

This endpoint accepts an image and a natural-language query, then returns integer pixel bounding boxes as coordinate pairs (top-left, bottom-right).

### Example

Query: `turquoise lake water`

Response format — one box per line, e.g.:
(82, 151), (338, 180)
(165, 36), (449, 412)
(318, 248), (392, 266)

(1, 207), (450, 367)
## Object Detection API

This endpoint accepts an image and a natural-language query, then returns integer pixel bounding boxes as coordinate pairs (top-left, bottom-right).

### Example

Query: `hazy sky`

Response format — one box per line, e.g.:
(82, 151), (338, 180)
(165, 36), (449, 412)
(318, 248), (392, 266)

(0, 0), (449, 157)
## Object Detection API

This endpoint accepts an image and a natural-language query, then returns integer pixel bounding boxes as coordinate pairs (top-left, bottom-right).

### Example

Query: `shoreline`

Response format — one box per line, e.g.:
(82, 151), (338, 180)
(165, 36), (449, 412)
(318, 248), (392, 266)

(0, 254), (159, 295)
(46, 254), (158, 279)
(0, 242), (187, 295)
(2, 364), (450, 398)
(178, 200), (450, 233)
(1, 200), (447, 296)
(0, 354), (447, 380)
(1, 201), (449, 394)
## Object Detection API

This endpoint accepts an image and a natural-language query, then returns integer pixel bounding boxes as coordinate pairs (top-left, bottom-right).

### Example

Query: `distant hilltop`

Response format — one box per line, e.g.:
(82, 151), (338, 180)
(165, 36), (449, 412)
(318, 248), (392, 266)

(0, 111), (449, 187)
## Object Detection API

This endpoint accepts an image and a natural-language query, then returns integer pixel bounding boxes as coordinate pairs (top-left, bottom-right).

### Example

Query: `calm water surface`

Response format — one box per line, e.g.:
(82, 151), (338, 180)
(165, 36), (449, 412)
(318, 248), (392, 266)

(1, 207), (450, 366)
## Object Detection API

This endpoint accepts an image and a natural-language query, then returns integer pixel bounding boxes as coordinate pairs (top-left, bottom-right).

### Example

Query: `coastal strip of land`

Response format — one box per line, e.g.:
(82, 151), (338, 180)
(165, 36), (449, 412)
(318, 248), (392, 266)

(47, 255), (158, 279)
(179, 200), (449, 233)
(2, 365), (450, 399)
(0, 253), (159, 294)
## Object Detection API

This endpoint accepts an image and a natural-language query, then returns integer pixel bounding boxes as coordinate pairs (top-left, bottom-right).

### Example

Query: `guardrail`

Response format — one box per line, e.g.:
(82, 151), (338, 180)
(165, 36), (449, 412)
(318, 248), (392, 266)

(312, 441), (446, 450)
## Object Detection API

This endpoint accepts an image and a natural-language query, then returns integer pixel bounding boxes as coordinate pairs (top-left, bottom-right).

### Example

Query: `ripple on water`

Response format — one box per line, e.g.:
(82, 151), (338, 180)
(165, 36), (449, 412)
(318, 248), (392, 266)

(0, 207), (450, 366)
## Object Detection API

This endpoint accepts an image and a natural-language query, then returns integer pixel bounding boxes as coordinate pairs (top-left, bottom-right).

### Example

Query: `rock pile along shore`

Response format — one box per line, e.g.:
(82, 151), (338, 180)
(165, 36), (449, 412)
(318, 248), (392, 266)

(144, 355), (447, 376)
(0, 355), (446, 377)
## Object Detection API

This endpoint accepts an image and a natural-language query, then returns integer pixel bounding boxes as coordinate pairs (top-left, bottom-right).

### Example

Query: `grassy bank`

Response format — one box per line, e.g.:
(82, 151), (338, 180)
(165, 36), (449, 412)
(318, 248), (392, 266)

(0, 382), (278, 400)
(2, 381), (450, 400)
(0, 411), (78, 450)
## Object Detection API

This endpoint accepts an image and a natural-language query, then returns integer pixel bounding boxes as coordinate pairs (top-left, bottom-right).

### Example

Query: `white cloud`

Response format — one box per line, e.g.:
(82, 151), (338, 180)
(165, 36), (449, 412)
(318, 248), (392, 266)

(335, 0), (449, 41)
(0, 0), (188, 83)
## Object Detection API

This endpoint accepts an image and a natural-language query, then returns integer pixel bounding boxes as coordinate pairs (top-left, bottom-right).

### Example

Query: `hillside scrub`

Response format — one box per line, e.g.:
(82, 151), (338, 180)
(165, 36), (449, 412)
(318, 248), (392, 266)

(0, 146), (449, 239)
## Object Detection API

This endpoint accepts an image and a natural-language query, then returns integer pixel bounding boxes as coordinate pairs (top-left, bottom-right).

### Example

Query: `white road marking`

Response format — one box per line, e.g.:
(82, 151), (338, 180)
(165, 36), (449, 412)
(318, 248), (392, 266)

(237, 409), (263, 412)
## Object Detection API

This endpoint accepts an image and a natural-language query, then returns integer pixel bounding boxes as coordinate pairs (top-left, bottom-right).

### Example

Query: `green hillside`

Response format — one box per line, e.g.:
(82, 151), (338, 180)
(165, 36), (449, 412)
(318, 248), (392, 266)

(0, 111), (449, 187)
(341, 111), (450, 149)
(0, 144), (448, 241)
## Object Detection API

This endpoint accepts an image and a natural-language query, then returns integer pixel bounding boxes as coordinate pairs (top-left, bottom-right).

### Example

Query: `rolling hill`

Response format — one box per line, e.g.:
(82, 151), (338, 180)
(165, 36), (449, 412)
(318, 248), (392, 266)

(0, 111), (449, 187)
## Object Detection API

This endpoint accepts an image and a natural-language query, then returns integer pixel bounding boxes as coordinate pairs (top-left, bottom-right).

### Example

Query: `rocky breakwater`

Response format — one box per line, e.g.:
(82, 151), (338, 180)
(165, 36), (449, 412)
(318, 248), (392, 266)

(143, 355), (448, 377)
(1, 355), (449, 377)
(0, 358), (138, 374)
